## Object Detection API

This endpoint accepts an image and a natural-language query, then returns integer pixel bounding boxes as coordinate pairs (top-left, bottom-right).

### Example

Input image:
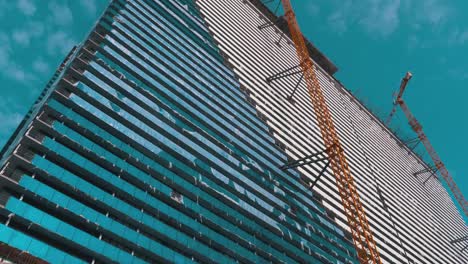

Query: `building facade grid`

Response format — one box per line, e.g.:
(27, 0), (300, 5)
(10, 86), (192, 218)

(0, 0), (358, 263)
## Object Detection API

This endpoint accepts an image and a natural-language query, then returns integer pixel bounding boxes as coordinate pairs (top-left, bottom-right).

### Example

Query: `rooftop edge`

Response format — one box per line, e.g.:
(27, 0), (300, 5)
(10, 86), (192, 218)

(248, 0), (339, 76)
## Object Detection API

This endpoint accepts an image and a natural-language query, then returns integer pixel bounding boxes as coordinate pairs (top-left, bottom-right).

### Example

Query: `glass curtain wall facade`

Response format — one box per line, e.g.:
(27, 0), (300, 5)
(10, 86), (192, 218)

(0, 0), (357, 263)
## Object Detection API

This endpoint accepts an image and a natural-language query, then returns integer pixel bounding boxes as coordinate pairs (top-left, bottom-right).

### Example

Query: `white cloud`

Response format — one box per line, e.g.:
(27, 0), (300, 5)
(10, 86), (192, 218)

(327, 0), (402, 37)
(0, 98), (26, 147)
(458, 31), (468, 43)
(47, 31), (76, 56)
(11, 22), (44, 47)
(80, 0), (97, 15)
(33, 58), (50, 74)
(0, 33), (36, 83)
(0, 108), (23, 148)
(326, 0), (453, 37)
(17, 0), (36, 16)
(0, 111), (23, 136)
(0, 0), (9, 17)
(359, 0), (401, 37)
(407, 35), (420, 50)
(448, 28), (468, 45)
(399, 0), (453, 33)
(448, 68), (468, 80)
(419, 0), (451, 26)
(5, 67), (33, 82)
(306, 3), (320, 16)
(12, 30), (30, 46)
(327, 0), (352, 34)
(49, 2), (73, 25)
(0, 33), (10, 66)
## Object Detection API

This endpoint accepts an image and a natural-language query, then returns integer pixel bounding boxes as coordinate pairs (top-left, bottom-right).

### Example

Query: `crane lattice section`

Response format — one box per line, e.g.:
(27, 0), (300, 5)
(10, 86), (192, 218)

(280, 1), (381, 263)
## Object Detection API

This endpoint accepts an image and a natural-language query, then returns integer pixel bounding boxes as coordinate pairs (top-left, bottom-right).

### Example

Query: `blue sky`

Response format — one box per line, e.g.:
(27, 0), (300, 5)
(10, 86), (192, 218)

(279, 0), (468, 222)
(0, 1), (466, 221)
(0, 0), (110, 148)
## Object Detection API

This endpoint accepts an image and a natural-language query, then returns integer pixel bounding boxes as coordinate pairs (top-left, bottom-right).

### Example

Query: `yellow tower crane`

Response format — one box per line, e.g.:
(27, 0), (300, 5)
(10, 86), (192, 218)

(386, 72), (468, 218)
(279, 1), (381, 263)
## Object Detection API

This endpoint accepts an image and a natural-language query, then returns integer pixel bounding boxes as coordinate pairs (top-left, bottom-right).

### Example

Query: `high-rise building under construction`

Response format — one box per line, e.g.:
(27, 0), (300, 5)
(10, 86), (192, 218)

(0, 0), (466, 263)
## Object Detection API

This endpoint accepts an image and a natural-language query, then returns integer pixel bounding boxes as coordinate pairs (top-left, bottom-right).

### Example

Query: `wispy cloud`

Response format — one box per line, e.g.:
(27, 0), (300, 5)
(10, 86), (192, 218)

(47, 31), (76, 56)
(327, 0), (352, 34)
(0, 97), (27, 148)
(12, 21), (44, 47)
(448, 28), (468, 45)
(306, 3), (320, 17)
(418, 0), (452, 27)
(407, 35), (420, 50)
(12, 30), (30, 46)
(17, 0), (36, 16)
(0, 0), (10, 17)
(0, 33), (37, 83)
(49, 2), (73, 25)
(80, 0), (97, 15)
(448, 68), (468, 81)
(359, 0), (401, 37)
(33, 58), (50, 74)
(326, 0), (453, 38)
(0, 111), (23, 135)
(327, 0), (401, 37)
(5, 67), (35, 83)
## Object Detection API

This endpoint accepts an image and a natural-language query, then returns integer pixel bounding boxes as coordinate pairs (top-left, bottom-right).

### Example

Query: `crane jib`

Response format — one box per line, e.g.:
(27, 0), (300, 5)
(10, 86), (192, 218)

(390, 73), (468, 218)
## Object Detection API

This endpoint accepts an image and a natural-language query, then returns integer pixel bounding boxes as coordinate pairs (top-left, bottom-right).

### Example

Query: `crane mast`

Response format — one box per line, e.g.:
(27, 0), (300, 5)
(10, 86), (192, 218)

(389, 72), (468, 217)
(280, 1), (381, 263)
